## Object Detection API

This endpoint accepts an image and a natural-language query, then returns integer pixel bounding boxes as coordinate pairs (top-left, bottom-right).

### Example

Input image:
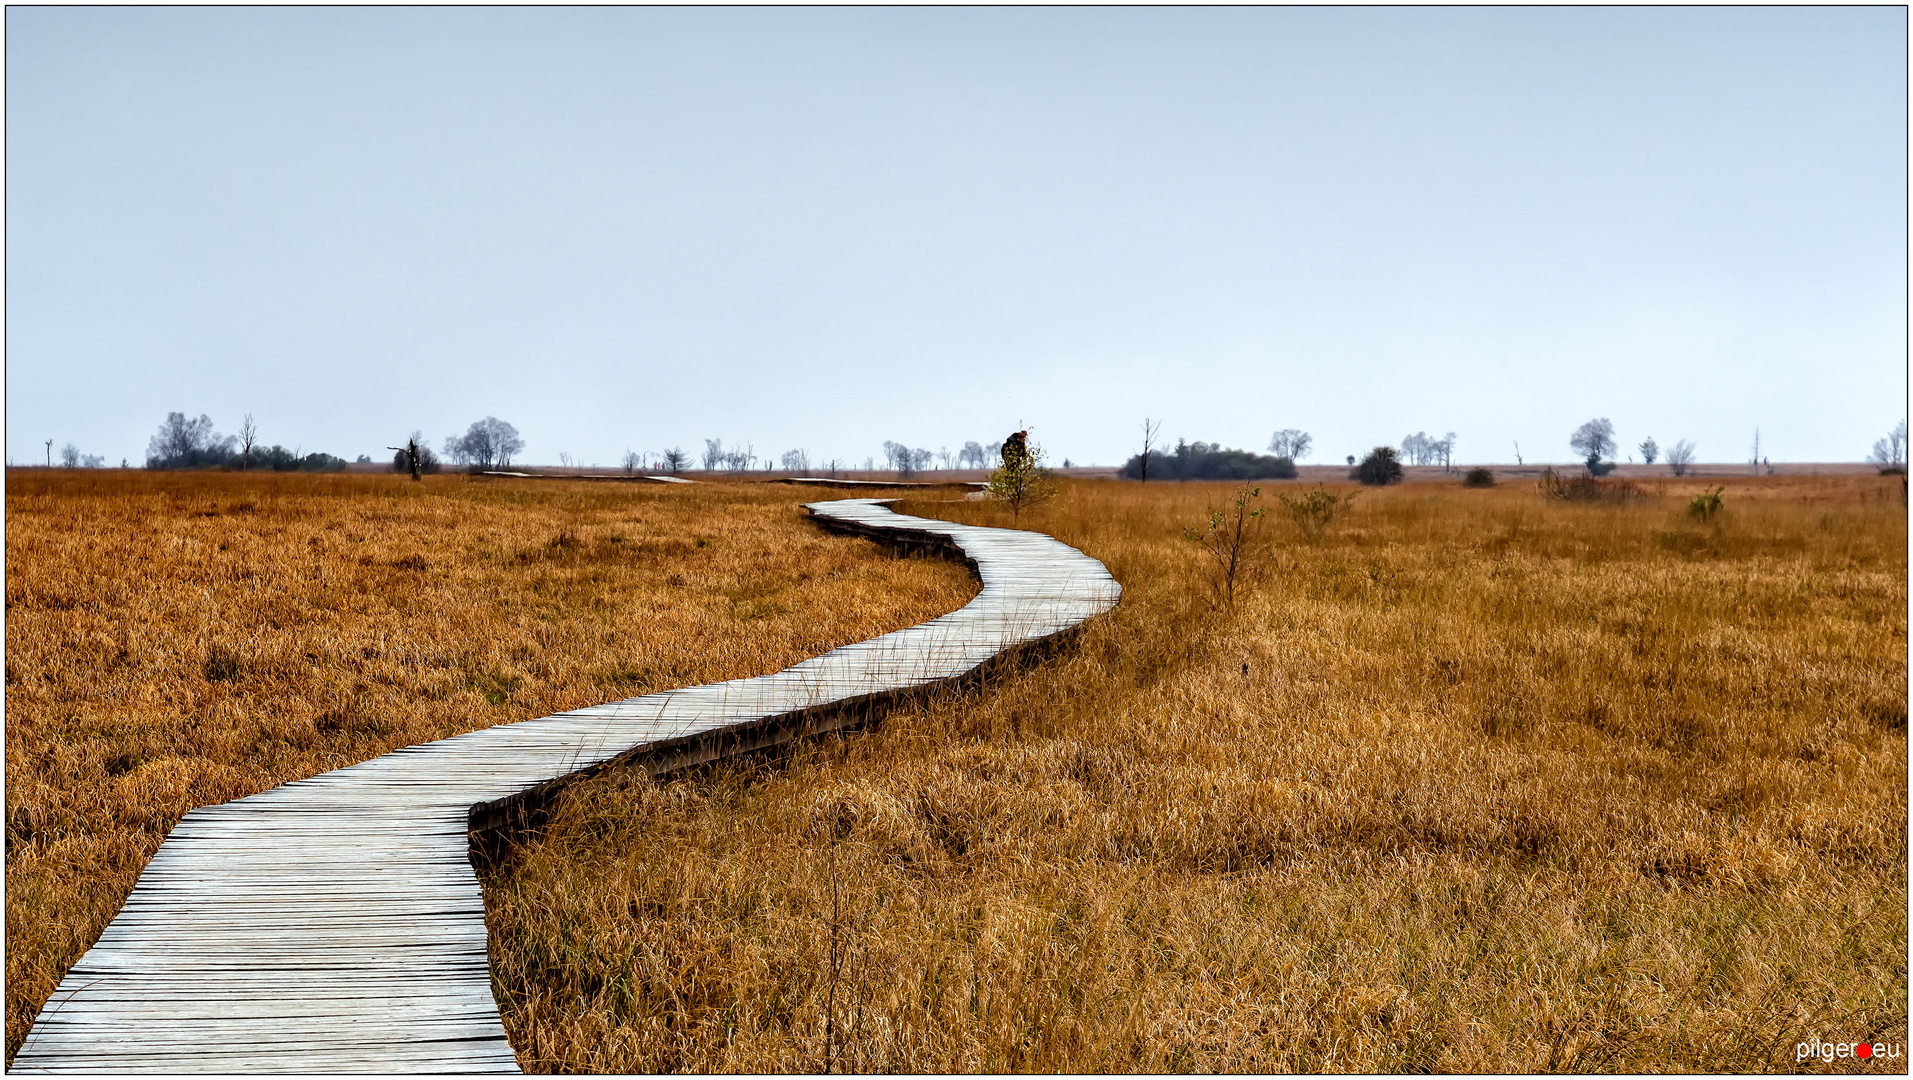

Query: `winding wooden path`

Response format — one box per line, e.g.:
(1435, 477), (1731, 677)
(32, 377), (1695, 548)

(13, 499), (1120, 1073)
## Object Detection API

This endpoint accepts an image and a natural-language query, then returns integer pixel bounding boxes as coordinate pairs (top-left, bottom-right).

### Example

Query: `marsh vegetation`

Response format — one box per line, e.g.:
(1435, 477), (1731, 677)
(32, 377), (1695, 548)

(5, 470), (1905, 1071)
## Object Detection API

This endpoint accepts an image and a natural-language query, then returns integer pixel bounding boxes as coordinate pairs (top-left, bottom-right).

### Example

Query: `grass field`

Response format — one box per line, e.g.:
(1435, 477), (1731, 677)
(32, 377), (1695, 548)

(2, 470), (975, 1064)
(6, 469), (1906, 1071)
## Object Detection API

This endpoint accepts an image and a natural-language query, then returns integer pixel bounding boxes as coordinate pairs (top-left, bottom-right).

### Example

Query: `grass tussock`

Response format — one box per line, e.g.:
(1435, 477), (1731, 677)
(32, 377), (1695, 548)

(480, 474), (1905, 1073)
(3, 471), (975, 1063)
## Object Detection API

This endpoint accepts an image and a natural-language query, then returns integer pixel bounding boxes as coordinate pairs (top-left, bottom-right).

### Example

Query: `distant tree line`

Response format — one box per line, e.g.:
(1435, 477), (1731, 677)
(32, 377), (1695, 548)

(1122, 440), (1298, 481)
(144, 412), (346, 471)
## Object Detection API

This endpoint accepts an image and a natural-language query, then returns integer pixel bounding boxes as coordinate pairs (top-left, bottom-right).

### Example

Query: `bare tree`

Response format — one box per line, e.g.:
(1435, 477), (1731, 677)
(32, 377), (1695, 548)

(936, 446), (955, 471)
(443, 417), (523, 470)
(621, 449), (643, 474)
(1138, 418), (1164, 482)
(1665, 439), (1697, 477)
(661, 447), (689, 474)
(781, 448), (811, 473)
(146, 412), (236, 469)
(701, 439), (725, 471)
(1638, 437), (1659, 465)
(1867, 420), (1908, 469)
(958, 441), (987, 470)
(1512, 441), (1523, 466)
(882, 440), (914, 477)
(821, 457), (842, 477)
(1749, 427), (1761, 476)
(44, 439), (53, 467)
(238, 414), (258, 470)
(1266, 428), (1312, 462)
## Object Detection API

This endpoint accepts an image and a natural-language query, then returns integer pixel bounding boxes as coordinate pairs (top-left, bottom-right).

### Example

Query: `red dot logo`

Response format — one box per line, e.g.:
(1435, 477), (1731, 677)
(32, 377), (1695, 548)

(1858, 1044), (1874, 1059)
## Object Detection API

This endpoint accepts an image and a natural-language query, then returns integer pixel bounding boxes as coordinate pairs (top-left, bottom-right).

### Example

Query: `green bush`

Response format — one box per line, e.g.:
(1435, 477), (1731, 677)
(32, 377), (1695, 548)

(1276, 484), (1356, 535)
(1352, 447), (1402, 486)
(1687, 486), (1724, 522)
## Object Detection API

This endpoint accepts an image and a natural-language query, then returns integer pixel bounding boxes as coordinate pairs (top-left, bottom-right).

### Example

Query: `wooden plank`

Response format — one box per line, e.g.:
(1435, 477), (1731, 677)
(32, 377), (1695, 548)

(13, 498), (1118, 1074)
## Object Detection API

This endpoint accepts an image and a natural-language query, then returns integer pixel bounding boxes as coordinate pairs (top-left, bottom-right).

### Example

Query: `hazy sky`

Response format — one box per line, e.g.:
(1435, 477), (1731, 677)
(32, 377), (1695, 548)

(7, 6), (1906, 468)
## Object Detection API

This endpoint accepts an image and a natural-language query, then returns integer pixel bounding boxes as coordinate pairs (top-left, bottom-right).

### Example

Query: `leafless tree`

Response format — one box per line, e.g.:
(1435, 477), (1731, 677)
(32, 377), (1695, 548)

(621, 449), (643, 474)
(821, 457), (842, 477)
(781, 448), (811, 473)
(146, 412), (236, 469)
(661, 447), (689, 474)
(558, 452), (574, 469)
(1749, 427), (1761, 475)
(882, 440), (912, 477)
(443, 417), (523, 470)
(702, 439), (725, 471)
(1401, 431), (1442, 466)
(238, 414), (258, 470)
(1867, 420), (1908, 468)
(1512, 441), (1523, 466)
(1638, 437), (1659, 465)
(936, 446), (955, 471)
(44, 439), (53, 467)
(1139, 418), (1164, 482)
(1266, 428), (1311, 462)
(59, 443), (79, 468)
(1665, 439), (1697, 477)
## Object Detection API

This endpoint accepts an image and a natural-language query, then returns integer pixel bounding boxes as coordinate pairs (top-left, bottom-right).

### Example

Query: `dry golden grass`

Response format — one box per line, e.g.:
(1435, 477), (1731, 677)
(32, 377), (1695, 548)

(479, 473), (1906, 1073)
(3, 470), (976, 1064)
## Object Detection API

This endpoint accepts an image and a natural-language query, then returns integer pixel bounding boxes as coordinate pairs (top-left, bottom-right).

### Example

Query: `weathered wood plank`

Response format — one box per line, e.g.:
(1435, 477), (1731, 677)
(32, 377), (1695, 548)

(13, 499), (1118, 1073)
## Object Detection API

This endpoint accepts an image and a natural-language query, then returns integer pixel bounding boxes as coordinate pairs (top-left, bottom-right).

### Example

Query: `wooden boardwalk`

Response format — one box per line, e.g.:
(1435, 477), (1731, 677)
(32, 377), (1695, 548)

(13, 499), (1120, 1073)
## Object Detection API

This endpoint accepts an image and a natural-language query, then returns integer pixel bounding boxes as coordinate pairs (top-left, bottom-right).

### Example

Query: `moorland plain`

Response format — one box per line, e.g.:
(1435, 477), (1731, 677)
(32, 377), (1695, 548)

(4, 470), (1904, 1072)
(2, 471), (976, 1063)
(481, 473), (1905, 1072)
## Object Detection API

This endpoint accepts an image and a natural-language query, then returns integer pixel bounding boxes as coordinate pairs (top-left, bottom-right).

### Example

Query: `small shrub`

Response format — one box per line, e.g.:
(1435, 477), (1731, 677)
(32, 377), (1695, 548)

(1276, 484), (1356, 535)
(1539, 467), (1644, 503)
(1462, 467), (1496, 488)
(1688, 486), (1724, 522)
(1186, 485), (1268, 609)
(986, 431), (1057, 517)
(1353, 447), (1402, 486)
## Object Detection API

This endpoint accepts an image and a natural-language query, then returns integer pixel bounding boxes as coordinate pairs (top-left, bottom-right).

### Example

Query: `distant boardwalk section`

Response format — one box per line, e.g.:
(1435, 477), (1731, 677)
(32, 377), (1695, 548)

(13, 498), (1119, 1074)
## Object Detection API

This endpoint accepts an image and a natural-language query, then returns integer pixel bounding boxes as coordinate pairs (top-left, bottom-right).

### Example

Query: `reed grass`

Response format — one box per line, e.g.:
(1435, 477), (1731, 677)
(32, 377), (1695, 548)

(480, 473), (1905, 1072)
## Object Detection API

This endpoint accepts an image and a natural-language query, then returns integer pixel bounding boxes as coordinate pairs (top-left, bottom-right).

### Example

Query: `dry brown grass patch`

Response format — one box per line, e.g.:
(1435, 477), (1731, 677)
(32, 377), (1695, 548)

(483, 475), (1905, 1072)
(4, 471), (975, 1062)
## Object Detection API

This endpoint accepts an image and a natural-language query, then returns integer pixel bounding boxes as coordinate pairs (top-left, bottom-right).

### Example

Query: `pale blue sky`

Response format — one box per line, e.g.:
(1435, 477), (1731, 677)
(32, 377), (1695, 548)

(7, 6), (1906, 468)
